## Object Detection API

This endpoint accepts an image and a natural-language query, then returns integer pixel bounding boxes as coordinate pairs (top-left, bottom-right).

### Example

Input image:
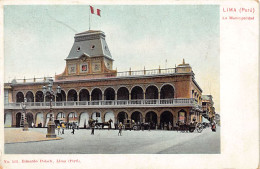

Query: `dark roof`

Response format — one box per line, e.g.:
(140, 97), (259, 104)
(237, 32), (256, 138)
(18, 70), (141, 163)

(66, 30), (112, 60)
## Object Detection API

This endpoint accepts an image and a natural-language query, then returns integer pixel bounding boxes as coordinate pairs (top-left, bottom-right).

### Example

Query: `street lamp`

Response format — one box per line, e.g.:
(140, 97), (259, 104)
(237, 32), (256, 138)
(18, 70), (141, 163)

(42, 79), (61, 138)
(21, 98), (28, 131)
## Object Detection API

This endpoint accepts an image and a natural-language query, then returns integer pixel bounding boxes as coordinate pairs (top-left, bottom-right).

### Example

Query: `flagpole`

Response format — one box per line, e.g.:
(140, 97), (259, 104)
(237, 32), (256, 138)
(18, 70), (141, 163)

(89, 5), (91, 30)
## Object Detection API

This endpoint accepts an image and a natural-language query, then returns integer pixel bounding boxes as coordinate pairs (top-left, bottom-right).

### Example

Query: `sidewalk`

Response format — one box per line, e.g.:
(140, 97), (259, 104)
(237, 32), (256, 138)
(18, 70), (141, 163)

(5, 128), (62, 144)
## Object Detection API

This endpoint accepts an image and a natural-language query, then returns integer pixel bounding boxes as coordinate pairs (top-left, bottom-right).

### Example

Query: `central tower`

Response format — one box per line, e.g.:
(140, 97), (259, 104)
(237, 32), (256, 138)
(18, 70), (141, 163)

(55, 30), (116, 81)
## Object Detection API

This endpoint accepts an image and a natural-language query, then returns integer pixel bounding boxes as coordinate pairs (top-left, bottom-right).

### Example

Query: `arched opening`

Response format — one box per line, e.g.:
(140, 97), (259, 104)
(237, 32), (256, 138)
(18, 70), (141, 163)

(91, 88), (102, 101)
(26, 91), (34, 102)
(79, 89), (90, 101)
(104, 88), (115, 100)
(35, 112), (44, 127)
(131, 111), (143, 123)
(16, 92), (24, 103)
(145, 86), (158, 99)
(56, 90), (66, 102)
(145, 111), (157, 129)
(16, 112), (22, 127)
(117, 112), (128, 124)
(178, 110), (187, 123)
(68, 89), (77, 101)
(160, 84), (174, 99)
(45, 113), (51, 127)
(4, 112), (12, 127)
(68, 112), (78, 123)
(131, 86), (143, 100)
(117, 87), (129, 100)
(35, 91), (44, 102)
(57, 112), (66, 121)
(91, 112), (102, 123)
(104, 111), (115, 128)
(79, 112), (89, 128)
(160, 111), (173, 130)
(26, 112), (34, 127)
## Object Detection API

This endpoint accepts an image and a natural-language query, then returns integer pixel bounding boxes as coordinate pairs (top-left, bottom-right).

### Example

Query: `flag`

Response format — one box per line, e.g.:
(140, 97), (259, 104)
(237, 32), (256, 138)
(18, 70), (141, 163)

(97, 9), (101, 16)
(90, 6), (94, 14)
(90, 6), (101, 17)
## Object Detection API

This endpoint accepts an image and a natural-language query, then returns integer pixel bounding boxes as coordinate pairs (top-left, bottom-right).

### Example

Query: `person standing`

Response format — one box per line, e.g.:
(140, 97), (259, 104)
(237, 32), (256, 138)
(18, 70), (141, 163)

(71, 124), (75, 134)
(57, 125), (61, 135)
(118, 122), (123, 136)
(62, 123), (65, 134)
(91, 122), (95, 135)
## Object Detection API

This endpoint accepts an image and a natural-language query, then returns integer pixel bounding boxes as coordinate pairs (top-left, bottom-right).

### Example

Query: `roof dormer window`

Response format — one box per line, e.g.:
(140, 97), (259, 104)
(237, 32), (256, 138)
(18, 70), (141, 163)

(77, 47), (80, 52)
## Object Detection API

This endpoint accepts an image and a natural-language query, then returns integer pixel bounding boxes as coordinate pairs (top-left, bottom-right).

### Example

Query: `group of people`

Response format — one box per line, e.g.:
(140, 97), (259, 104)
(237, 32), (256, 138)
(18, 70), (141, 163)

(57, 123), (66, 135)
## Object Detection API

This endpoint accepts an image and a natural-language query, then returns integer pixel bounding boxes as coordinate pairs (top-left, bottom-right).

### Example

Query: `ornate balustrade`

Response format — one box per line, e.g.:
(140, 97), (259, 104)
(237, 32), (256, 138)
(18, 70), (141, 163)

(4, 98), (201, 110)
(10, 68), (177, 84)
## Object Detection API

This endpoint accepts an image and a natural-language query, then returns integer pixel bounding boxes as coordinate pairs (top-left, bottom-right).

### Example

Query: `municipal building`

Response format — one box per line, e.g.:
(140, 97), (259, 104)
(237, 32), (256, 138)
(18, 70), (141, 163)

(4, 30), (212, 129)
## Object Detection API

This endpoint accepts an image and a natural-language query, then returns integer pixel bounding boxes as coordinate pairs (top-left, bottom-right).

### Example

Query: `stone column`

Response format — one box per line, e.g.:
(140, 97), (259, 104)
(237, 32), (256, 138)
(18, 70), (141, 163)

(129, 93), (131, 100)
(101, 114), (105, 123)
(157, 116), (160, 129)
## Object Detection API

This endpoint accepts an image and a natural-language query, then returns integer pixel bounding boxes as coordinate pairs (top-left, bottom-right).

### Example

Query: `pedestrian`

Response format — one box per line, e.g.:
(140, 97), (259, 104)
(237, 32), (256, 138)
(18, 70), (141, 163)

(71, 125), (75, 134)
(57, 125), (61, 135)
(32, 122), (34, 128)
(118, 122), (123, 136)
(62, 123), (65, 134)
(91, 122), (95, 135)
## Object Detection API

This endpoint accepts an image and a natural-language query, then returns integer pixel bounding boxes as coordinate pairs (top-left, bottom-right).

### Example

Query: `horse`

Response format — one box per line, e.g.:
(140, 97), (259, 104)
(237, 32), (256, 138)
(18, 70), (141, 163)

(102, 119), (113, 129)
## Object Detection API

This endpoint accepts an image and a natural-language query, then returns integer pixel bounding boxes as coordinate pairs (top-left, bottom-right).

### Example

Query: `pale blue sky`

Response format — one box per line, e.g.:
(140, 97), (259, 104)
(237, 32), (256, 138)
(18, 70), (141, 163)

(4, 5), (219, 111)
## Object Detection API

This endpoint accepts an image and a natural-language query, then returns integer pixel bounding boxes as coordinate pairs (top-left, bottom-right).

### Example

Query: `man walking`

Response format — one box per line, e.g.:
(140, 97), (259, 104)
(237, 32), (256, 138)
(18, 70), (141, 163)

(57, 125), (61, 135)
(91, 122), (95, 135)
(62, 123), (65, 134)
(71, 124), (75, 134)
(118, 122), (123, 136)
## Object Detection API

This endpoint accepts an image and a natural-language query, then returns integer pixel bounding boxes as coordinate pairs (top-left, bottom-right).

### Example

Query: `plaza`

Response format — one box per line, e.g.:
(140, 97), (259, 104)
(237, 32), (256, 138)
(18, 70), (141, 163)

(5, 127), (220, 154)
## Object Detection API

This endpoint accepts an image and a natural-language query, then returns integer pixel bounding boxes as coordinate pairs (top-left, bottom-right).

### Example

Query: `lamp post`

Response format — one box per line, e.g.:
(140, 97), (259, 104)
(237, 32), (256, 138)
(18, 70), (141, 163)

(21, 98), (28, 131)
(42, 79), (61, 138)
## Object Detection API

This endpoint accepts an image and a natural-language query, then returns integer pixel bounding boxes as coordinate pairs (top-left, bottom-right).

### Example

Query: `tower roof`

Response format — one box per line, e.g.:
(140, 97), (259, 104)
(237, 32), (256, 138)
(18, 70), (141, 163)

(66, 30), (113, 60)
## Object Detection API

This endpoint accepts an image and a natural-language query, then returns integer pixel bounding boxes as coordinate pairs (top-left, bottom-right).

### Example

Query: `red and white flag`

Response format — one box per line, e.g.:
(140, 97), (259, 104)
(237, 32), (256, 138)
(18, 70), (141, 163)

(90, 6), (101, 17)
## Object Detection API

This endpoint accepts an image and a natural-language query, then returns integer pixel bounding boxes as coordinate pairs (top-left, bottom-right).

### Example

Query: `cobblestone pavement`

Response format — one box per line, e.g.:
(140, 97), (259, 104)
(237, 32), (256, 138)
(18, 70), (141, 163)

(4, 127), (220, 154)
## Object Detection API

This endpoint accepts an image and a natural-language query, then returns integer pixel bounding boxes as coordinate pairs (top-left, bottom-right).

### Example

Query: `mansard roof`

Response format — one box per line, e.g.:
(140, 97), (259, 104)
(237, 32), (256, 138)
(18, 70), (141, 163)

(66, 30), (113, 60)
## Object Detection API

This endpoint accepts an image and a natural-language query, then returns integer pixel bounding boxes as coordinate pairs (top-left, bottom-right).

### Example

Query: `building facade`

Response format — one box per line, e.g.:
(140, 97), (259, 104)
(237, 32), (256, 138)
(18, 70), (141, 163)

(4, 30), (204, 129)
(202, 95), (216, 122)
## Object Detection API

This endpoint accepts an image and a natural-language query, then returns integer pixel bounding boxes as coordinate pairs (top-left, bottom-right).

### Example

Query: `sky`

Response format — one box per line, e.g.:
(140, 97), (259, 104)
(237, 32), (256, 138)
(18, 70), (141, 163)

(4, 5), (220, 112)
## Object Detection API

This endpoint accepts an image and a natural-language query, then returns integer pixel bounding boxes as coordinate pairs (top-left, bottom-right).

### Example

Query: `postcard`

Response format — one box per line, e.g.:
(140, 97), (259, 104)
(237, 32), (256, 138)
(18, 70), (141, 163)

(0, 0), (259, 169)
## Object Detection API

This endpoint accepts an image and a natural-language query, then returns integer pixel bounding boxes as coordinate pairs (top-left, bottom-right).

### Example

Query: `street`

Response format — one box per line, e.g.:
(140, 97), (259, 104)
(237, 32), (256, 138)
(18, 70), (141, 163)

(5, 127), (220, 154)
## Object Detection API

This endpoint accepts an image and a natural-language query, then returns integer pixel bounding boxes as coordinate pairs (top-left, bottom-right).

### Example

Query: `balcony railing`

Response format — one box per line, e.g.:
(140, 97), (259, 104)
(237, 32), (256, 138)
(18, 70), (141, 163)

(4, 98), (201, 109)
(9, 68), (177, 84)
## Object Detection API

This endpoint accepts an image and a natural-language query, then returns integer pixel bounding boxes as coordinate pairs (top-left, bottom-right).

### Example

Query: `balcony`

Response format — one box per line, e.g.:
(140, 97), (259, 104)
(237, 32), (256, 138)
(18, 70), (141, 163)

(4, 98), (202, 110)
(8, 68), (177, 84)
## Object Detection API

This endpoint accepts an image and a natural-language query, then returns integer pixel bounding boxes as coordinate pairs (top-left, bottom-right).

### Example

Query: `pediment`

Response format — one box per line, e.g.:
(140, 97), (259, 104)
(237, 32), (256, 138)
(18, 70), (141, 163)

(80, 53), (90, 62)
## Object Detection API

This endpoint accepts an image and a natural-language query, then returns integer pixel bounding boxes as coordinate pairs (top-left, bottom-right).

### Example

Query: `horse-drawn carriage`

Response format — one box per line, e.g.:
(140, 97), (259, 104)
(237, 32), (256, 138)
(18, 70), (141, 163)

(88, 119), (113, 129)
(123, 119), (151, 130)
(178, 122), (203, 133)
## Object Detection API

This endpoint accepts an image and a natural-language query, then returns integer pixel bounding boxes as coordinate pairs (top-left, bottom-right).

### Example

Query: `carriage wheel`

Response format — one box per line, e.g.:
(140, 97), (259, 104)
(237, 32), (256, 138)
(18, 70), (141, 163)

(197, 127), (203, 133)
(133, 126), (138, 130)
(189, 128), (195, 132)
